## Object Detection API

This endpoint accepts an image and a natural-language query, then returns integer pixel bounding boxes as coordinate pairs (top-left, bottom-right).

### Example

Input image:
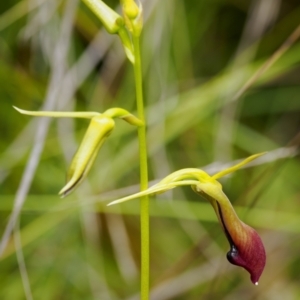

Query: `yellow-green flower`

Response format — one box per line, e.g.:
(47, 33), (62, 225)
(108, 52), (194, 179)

(14, 106), (143, 197)
(108, 153), (266, 284)
(60, 114), (115, 197)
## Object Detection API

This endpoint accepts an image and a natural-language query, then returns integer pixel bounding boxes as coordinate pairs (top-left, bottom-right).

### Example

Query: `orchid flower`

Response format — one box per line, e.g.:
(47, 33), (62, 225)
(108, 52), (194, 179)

(108, 153), (266, 284)
(14, 106), (143, 197)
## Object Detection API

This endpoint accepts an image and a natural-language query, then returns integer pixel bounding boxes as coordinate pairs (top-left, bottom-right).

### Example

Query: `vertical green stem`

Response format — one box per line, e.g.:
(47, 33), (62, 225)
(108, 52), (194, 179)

(133, 35), (149, 300)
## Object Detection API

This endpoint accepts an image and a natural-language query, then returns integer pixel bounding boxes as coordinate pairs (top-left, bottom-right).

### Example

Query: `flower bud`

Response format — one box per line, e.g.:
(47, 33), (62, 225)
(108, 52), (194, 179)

(59, 115), (115, 197)
(121, 0), (139, 19)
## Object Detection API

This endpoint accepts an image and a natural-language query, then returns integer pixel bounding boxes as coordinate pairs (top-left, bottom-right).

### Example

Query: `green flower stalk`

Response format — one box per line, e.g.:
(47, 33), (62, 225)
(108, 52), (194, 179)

(14, 106), (143, 197)
(108, 153), (267, 284)
(79, 1), (148, 297)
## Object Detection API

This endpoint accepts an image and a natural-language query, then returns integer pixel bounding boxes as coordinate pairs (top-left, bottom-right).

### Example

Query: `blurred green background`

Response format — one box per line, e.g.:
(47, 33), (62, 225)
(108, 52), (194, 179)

(1, 0), (300, 299)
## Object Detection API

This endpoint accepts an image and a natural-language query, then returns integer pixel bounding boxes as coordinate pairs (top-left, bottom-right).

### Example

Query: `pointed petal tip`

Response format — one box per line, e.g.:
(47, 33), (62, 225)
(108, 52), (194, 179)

(58, 192), (66, 199)
(107, 198), (127, 206)
(13, 106), (23, 113)
(255, 282), (258, 286)
(58, 185), (71, 198)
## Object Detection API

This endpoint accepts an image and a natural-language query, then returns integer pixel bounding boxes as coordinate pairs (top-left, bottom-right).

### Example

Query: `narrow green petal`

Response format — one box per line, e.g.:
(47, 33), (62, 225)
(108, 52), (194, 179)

(13, 106), (100, 119)
(107, 180), (199, 206)
(212, 152), (266, 180)
(108, 168), (218, 206)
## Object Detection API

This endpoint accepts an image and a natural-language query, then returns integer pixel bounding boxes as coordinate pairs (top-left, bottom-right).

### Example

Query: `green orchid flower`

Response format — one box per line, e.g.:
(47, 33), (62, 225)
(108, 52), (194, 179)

(108, 153), (267, 284)
(14, 106), (143, 197)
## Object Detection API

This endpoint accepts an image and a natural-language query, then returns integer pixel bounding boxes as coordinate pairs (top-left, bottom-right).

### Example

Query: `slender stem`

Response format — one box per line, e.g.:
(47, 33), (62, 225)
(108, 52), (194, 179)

(133, 35), (149, 300)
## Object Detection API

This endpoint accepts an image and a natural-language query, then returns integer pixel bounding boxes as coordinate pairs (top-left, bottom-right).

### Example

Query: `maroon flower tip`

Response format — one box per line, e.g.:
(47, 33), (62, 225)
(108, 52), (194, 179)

(226, 223), (266, 284)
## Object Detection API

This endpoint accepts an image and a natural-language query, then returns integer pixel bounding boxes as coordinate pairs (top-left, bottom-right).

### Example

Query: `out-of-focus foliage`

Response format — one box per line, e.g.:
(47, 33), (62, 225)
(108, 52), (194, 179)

(0, 0), (300, 299)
